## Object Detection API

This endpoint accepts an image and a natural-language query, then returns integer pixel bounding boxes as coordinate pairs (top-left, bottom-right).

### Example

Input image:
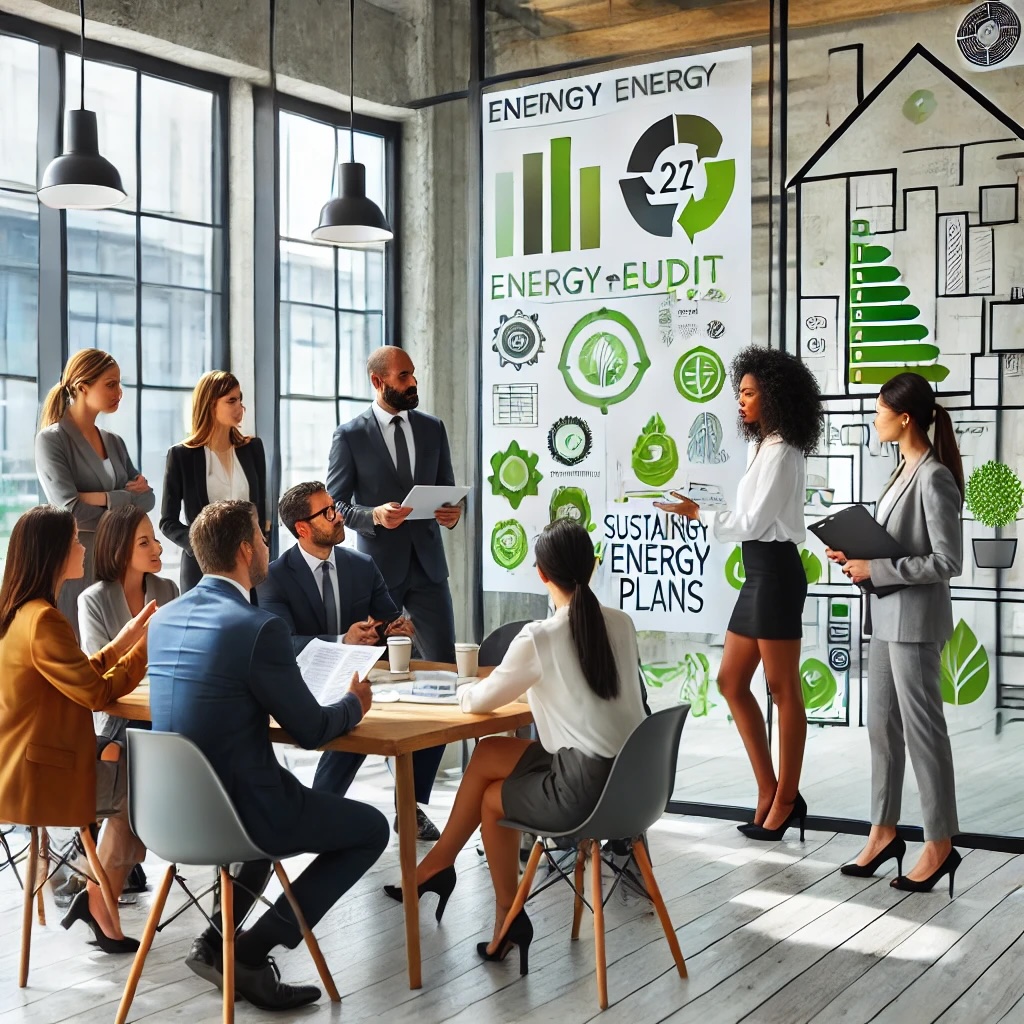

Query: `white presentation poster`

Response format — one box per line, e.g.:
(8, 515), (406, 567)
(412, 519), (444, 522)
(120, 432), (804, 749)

(481, 49), (752, 631)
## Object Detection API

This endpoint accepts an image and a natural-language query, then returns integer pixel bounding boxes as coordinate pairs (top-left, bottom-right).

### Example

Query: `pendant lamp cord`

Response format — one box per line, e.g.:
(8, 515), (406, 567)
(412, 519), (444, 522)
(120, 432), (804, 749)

(78, 0), (86, 109)
(349, 0), (355, 163)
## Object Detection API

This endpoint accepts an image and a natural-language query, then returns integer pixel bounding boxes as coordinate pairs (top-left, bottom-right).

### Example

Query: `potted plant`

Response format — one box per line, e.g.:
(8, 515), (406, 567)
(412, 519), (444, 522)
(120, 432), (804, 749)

(965, 460), (1024, 569)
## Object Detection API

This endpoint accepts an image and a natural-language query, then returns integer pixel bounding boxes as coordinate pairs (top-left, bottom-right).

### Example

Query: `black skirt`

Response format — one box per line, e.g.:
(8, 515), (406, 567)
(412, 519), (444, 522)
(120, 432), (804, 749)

(501, 743), (613, 834)
(728, 540), (806, 640)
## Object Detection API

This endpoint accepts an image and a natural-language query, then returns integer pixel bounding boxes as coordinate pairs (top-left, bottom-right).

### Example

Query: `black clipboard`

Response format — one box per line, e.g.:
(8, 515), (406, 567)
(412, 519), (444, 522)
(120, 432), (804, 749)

(808, 504), (909, 598)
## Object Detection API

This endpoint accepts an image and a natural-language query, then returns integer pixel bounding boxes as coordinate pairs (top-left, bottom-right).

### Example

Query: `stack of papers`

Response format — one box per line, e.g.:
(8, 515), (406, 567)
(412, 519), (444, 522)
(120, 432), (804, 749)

(296, 639), (385, 706)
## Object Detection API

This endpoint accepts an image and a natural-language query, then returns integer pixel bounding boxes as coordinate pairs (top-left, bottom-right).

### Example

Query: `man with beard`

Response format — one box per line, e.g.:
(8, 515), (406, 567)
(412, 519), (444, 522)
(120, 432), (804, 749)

(148, 500), (387, 1009)
(258, 482), (445, 840)
(327, 347), (460, 668)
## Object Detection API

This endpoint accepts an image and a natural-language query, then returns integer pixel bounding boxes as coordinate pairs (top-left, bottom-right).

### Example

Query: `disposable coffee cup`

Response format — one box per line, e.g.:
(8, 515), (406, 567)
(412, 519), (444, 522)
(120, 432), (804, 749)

(455, 642), (480, 679)
(387, 636), (412, 673)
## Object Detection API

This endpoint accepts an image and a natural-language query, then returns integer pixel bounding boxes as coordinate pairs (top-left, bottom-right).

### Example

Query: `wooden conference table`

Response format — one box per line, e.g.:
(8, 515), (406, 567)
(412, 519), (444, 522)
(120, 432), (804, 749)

(105, 660), (533, 989)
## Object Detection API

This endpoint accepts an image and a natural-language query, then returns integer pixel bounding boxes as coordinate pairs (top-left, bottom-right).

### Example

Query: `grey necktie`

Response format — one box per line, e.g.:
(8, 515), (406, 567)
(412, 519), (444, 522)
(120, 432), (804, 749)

(320, 561), (339, 634)
(391, 415), (413, 492)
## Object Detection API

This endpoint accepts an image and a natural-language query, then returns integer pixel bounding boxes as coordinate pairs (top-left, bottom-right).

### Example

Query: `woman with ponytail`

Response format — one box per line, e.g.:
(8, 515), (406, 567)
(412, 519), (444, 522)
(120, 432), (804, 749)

(826, 372), (964, 895)
(382, 518), (646, 973)
(35, 350), (154, 636)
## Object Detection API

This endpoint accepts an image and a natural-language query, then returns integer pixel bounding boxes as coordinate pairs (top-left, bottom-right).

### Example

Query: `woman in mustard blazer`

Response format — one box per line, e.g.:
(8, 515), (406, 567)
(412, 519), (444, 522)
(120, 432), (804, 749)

(0, 506), (154, 953)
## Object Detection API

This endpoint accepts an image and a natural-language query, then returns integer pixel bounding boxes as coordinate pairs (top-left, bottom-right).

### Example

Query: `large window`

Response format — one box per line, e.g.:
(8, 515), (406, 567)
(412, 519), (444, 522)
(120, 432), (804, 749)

(276, 103), (395, 542)
(0, 20), (227, 573)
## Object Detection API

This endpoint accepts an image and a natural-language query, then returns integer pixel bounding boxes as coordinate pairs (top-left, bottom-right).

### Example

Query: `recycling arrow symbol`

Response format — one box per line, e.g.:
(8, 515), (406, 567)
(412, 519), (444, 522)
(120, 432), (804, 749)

(618, 114), (736, 242)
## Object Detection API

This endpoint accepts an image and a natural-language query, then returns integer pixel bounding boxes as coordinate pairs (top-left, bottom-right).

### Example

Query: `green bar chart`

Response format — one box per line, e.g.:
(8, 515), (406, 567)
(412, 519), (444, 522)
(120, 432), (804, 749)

(494, 137), (601, 257)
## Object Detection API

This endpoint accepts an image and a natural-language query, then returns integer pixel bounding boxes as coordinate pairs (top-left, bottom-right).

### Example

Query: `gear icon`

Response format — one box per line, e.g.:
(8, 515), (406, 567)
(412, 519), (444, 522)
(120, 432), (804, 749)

(492, 310), (544, 370)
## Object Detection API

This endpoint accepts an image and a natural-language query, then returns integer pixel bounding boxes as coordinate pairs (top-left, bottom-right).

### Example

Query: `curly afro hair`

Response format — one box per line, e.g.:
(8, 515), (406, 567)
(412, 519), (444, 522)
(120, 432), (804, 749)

(730, 345), (823, 456)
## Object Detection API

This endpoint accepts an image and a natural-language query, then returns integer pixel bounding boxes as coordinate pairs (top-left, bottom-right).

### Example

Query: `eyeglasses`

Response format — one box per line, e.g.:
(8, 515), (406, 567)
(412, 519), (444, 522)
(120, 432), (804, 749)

(298, 502), (340, 524)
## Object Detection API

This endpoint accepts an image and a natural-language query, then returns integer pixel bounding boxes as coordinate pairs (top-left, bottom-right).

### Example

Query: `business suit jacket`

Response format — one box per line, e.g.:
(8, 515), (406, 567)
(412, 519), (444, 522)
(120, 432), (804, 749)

(866, 450), (963, 643)
(160, 439), (268, 591)
(257, 543), (399, 654)
(147, 576), (364, 853)
(326, 407), (454, 589)
(0, 600), (147, 827)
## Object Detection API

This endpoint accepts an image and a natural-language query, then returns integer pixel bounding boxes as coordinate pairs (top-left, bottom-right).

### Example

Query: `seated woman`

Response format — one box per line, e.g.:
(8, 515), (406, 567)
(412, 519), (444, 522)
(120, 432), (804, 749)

(79, 507), (178, 752)
(0, 505), (155, 952)
(384, 519), (646, 971)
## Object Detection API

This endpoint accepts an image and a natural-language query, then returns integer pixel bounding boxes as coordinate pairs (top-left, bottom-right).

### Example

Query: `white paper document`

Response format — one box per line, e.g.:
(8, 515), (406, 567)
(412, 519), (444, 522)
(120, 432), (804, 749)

(296, 639), (385, 706)
(400, 485), (471, 520)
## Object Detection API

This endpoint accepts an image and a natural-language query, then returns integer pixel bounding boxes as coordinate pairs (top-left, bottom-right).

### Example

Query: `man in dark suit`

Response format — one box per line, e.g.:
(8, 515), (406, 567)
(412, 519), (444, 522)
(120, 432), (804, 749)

(148, 500), (389, 1011)
(257, 481), (444, 841)
(326, 346), (460, 664)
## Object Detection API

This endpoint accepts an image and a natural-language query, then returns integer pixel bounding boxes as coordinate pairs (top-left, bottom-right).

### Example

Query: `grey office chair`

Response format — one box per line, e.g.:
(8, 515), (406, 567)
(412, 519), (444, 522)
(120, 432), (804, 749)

(496, 704), (691, 1010)
(479, 619), (531, 667)
(114, 730), (339, 1024)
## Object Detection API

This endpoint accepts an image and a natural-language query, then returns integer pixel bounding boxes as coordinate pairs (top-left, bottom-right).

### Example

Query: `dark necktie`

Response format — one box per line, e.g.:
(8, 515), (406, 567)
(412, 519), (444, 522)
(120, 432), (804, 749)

(392, 415), (413, 493)
(320, 561), (339, 634)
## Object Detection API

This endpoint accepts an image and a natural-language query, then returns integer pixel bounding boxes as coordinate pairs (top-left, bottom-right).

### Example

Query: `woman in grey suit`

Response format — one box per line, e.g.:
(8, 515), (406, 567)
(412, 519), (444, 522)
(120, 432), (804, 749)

(79, 505), (179, 751)
(827, 372), (964, 895)
(35, 350), (154, 636)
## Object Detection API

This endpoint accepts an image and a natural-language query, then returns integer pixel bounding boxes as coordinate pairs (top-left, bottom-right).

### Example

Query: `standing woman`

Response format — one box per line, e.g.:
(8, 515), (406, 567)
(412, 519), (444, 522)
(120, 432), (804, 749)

(827, 372), (963, 894)
(161, 371), (268, 592)
(0, 506), (154, 951)
(656, 345), (823, 840)
(35, 349), (154, 637)
(79, 506), (179, 752)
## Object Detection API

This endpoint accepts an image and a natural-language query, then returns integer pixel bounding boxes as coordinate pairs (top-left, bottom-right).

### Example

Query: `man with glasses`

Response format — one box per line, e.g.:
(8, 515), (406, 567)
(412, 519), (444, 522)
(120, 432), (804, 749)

(326, 347), (460, 666)
(258, 481), (444, 841)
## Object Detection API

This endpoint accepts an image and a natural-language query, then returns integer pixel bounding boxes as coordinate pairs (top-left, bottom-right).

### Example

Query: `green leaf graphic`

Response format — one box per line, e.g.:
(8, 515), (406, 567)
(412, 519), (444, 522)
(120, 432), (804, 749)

(940, 619), (990, 706)
(631, 413), (679, 487)
(800, 658), (838, 711)
(801, 549), (822, 585)
(725, 546), (745, 590)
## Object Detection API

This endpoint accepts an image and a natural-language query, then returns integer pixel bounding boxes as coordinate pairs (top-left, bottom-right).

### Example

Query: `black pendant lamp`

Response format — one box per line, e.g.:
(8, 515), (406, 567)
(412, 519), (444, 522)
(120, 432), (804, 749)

(312, 0), (393, 247)
(38, 0), (126, 210)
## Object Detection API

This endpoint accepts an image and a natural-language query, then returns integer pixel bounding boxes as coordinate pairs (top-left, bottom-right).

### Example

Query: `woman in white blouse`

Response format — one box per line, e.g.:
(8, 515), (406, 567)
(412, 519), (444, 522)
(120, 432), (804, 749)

(657, 346), (823, 841)
(160, 371), (268, 592)
(382, 519), (646, 974)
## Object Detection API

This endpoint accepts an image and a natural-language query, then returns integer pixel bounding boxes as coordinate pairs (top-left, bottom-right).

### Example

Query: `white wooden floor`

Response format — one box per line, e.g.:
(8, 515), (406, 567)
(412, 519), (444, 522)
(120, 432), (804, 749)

(3, 762), (1024, 1024)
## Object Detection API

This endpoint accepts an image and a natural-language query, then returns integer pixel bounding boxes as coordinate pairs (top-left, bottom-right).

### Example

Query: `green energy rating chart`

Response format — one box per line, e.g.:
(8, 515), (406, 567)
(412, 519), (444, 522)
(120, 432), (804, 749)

(482, 50), (752, 630)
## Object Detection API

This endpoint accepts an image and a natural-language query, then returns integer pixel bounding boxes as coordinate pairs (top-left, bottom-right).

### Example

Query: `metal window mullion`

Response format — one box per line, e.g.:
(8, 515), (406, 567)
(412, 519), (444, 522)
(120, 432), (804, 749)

(134, 68), (144, 468)
(332, 128), (341, 427)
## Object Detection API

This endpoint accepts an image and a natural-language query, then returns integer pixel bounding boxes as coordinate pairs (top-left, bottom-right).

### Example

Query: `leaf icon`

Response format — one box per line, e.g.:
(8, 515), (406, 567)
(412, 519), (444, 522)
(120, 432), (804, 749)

(939, 619), (990, 706)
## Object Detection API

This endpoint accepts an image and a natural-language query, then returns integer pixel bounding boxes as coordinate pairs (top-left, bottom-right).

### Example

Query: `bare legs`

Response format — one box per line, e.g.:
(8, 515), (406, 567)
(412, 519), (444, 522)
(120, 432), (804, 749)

(415, 736), (534, 945)
(716, 631), (806, 830)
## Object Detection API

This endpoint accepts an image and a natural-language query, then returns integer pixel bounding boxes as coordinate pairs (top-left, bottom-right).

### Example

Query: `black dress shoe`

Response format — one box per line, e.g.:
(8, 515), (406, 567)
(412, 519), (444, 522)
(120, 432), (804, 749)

(184, 937), (237, 1000)
(233, 956), (321, 1010)
(392, 807), (441, 841)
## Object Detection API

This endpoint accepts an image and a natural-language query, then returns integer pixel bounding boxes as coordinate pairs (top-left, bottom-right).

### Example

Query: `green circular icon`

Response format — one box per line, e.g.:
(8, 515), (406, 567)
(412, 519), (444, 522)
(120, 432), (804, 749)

(725, 546), (745, 590)
(499, 456), (529, 491)
(632, 414), (679, 487)
(488, 440), (542, 510)
(548, 416), (592, 467)
(549, 486), (595, 532)
(800, 658), (838, 711)
(558, 308), (650, 414)
(801, 549), (823, 585)
(674, 345), (726, 404)
(491, 519), (529, 570)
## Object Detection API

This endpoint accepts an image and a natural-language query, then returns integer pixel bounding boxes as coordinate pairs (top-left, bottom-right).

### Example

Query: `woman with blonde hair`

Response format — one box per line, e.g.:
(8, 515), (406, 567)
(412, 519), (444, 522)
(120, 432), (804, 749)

(35, 349), (154, 636)
(161, 370), (268, 591)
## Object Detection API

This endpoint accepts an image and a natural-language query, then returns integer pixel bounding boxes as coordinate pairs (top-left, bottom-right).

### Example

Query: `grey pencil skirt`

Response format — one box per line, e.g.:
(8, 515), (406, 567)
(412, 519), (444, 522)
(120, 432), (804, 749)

(501, 743), (614, 834)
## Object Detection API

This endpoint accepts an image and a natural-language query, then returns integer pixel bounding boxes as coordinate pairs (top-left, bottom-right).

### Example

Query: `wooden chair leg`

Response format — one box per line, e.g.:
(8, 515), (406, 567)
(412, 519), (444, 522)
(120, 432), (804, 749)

(273, 862), (340, 1003)
(114, 864), (175, 1024)
(36, 829), (48, 926)
(632, 836), (687, 979)
(571, 844), (587, 940)
(591, 839), (608, 1010)
(496, 839), (544, 942)
(79, 826), (120, 930)
(221, 869), (235, 1024)
(19, 827), (38, 988)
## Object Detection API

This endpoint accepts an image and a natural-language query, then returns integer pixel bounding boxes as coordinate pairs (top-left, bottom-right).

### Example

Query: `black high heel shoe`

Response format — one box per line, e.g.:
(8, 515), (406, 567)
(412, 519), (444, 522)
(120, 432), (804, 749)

(477, 909), (533, 975)
(890, 847), (962, 897)
(741, 793), (807, 842)
(383, 865), (457, 922)
(60, 890), (140, 954)
(840, 837), (906, 878)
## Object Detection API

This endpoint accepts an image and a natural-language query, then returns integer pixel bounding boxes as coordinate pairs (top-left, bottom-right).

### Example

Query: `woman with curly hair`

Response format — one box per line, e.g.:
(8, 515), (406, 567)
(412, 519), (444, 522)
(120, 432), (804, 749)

(657, 345), (822, 840)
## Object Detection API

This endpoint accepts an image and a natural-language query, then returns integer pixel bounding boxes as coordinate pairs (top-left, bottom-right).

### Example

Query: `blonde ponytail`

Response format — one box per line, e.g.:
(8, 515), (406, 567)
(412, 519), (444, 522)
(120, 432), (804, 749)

(38, 349), (117, 430)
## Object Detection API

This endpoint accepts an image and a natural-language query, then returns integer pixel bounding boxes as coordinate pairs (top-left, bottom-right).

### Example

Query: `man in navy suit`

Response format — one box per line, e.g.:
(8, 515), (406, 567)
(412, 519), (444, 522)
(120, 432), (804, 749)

(326, 346), (460, 664)
(148, 500), (389, 1011)
(257, 481), (445, 841)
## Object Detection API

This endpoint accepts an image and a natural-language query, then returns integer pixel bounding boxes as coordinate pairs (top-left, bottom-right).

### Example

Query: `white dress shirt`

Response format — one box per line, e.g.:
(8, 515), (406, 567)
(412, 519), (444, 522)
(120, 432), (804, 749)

(459, 604), (646, 761)
(297, 544), (343, 634)
(370, 401), (416, 479)
(205, 446), (250, 503)
(710, 434), (806, 544)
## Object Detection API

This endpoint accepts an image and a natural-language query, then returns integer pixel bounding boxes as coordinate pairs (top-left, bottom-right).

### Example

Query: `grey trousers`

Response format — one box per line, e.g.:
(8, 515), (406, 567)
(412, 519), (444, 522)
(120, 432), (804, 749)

(867, 639), (959, 840)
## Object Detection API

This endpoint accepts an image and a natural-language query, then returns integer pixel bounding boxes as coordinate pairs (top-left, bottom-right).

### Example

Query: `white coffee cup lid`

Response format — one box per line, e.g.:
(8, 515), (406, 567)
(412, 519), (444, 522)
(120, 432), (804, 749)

(455, 642), (479, 650)
(387, 636), (412, 645)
